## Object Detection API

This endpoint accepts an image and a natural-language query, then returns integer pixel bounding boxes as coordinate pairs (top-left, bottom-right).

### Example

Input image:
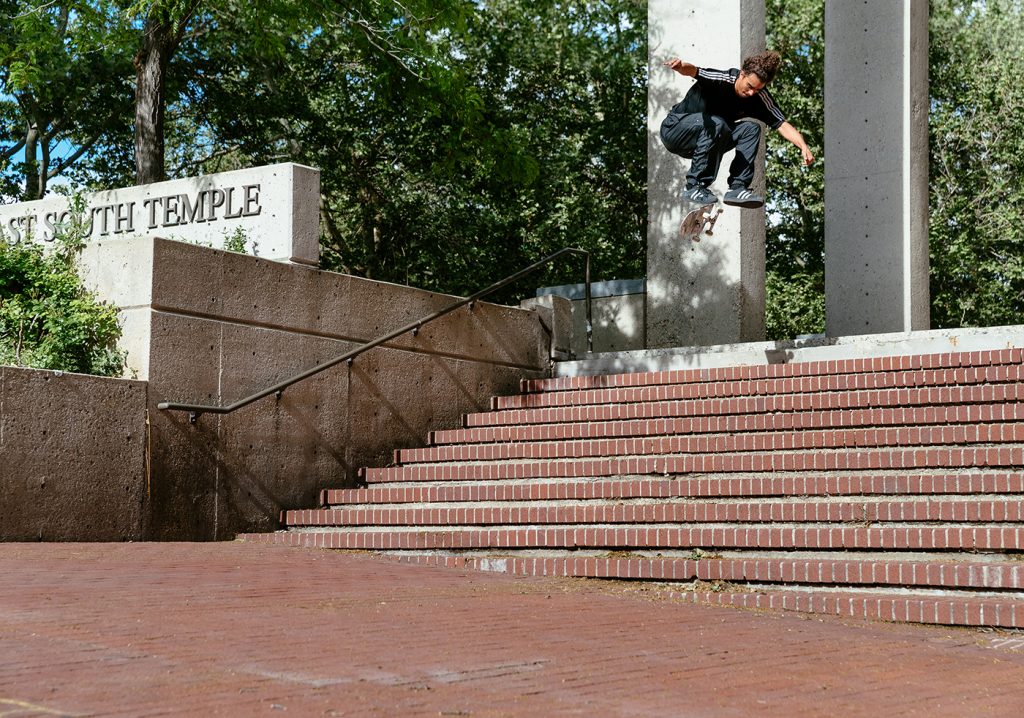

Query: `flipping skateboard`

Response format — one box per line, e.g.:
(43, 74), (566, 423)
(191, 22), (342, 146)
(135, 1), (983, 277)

(679, 203), (723, 243)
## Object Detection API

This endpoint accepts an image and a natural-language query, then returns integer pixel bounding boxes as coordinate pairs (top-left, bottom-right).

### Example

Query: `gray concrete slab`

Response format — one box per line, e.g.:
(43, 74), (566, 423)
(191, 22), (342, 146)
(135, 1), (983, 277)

(824, 0), (929, 335)
(0, 367), (147, 541)
(647, 0), (767, 349)
(555, 325), (1024, 377)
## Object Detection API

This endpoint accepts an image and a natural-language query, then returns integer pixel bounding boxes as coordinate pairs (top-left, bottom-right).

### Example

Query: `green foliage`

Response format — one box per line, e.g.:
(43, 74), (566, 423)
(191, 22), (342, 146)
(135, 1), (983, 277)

(180, 0), (646, 298)
(765, 269), (825, 340)
(3, 1), (646, 300)
(448, 0), (647, 293)
(764, 0), (825, 340)
(221, 226), (254, 255)
(0, 203), (126, 376)
(928, 0), (1024, 328)
(124, 0), (198, 25)
(0, 1), (136, 199)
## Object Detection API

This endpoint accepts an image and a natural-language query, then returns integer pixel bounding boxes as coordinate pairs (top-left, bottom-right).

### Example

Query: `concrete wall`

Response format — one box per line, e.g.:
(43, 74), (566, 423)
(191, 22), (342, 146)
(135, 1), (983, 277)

(824, 0), (930, 335)
(0, 366), (148, 541)
(80, 237), (551, 540)
(647, 0), (767, 348)
(537, 280), (646, 355)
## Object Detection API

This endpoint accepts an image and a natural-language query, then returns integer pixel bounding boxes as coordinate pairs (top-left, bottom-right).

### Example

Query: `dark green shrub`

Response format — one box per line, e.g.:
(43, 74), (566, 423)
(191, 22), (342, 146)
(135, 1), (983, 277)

(765, 269), (825, 341)
(0, 210), (126, 376)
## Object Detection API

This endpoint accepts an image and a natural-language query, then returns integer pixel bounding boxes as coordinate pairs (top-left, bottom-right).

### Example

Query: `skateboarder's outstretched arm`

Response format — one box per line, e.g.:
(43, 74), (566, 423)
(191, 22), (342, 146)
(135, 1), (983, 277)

(776, 121), (815, 166)
(663, 58), (697, 78)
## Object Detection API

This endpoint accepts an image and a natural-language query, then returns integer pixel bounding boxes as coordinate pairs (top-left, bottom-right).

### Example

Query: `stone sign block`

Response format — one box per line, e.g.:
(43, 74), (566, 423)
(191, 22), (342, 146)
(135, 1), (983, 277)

(0, 163), (320, 266)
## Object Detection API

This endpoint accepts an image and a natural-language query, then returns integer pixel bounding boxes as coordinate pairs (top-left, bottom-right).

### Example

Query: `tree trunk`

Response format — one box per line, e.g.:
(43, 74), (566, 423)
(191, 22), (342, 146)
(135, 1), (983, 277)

(133, 1), (200, 186)
(134, 24), (171, 185)
(24, 123), (39, 200)
(38, 129), (49, 197)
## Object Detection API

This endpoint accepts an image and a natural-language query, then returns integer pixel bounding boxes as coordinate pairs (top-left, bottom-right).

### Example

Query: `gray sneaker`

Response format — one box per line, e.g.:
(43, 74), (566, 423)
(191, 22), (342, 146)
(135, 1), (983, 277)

(684, 185), (718, 205)
(723, 187), (764, 208)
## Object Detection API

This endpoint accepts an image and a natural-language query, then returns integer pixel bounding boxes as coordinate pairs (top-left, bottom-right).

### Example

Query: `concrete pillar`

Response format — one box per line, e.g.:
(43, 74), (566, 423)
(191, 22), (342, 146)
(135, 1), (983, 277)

(647, 0), (767, 349)
(824, 0), (929, 336)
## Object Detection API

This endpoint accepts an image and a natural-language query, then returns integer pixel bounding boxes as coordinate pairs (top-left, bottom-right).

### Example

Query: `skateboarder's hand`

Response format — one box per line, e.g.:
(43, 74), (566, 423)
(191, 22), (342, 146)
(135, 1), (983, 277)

(777, 121), (815, 167)
(663, 58), (697, 78)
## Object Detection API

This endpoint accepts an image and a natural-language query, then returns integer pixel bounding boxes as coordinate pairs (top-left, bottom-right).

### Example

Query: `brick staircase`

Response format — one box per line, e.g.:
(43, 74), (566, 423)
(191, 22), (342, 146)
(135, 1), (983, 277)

(240, 348), (1024, 628)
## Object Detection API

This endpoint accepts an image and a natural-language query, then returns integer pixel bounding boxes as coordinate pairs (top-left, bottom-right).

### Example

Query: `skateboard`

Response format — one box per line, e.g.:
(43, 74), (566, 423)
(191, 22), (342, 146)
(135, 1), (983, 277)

(678, 202), (723, 243)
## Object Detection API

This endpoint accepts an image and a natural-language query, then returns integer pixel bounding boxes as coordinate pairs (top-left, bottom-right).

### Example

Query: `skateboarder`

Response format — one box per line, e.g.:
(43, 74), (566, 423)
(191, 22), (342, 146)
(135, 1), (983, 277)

(660, 51), (814, 209)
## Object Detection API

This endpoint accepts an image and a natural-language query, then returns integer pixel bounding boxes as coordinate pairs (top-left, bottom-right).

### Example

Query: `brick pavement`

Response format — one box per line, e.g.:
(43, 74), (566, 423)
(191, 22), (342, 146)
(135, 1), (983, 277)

(1, 543), (1023, 717)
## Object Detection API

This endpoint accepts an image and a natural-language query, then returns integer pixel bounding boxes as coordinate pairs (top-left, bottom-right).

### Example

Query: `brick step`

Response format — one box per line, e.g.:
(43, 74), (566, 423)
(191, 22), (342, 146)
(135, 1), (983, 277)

(670, 589), (1024, 628)
(465, 384), (1024, 429)
(268, 524), (1024, 551)
(239, 532), (1024, 626)
(396, 423), (1024, 465)
(494, 364), (1024, 411)
(261, 348), (1024, 630)
(381, 552), (1024, 594)
(238, 529), (1024, 627)
(285, 498), (1024, 528)
(361, 446), (1024, 483)
(324, 473), (1024, 505)
(436, 401), (1024, 446)
(520, 348), (1024, 394)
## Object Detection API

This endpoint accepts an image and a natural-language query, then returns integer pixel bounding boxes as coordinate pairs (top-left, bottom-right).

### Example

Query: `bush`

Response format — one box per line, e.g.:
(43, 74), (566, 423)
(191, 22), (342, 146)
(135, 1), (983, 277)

(0, 211), (126, 376)
(765, 269), (825, 341)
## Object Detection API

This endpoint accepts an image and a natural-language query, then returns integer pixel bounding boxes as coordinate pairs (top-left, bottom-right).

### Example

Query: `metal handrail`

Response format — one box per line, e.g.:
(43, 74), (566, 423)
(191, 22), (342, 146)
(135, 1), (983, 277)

(158, 247), (592, 422)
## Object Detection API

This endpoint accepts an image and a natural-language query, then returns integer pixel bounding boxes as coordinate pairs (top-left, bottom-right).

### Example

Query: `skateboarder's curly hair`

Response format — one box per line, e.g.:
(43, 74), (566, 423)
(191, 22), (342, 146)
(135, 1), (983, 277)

(742, 51), (782, 84)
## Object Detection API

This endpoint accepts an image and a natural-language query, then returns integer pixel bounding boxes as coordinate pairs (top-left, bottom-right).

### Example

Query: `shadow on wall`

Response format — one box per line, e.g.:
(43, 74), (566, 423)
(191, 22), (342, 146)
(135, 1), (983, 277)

(587, 295), (646, 353)
(146, 311), (544, 542)
(644, 9), (766, 349)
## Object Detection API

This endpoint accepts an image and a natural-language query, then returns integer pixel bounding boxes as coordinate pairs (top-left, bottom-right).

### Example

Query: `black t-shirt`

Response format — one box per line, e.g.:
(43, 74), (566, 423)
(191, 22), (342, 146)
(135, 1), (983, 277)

(671, 66), (786, 129)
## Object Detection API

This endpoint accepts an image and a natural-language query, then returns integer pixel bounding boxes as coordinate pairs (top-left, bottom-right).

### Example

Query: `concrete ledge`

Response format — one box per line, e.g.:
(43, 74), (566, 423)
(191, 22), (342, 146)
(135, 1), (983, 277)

(81, 238), (548, 381)
(537, 279), (646, 300)
(555, 325), (1024, 377)
(0, 366), (148, 541)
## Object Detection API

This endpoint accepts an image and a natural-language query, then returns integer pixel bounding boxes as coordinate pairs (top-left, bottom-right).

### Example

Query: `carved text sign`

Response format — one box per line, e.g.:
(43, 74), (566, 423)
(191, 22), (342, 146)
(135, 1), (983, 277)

(0, 163), (320, 265)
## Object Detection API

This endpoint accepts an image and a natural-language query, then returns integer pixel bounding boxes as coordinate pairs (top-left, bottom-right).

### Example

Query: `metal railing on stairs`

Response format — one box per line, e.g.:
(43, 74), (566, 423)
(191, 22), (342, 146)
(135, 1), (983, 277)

(158, 247), (592, 423)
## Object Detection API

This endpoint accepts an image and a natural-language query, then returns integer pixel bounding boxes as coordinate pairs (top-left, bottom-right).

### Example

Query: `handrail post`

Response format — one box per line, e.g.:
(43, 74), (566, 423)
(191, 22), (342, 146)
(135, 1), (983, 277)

(582, 251), (594, 354)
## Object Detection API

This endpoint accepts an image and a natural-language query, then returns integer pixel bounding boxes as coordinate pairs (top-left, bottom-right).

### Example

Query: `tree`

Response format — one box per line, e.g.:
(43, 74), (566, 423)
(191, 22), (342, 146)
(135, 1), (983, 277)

(0, 1), (135, 200)
(127, 0), (202, 184)
(184, 0), (646, 296)
(451, 0), (647, 292)
(928, 0), (1024, 328)
(764, 0), (825, 340)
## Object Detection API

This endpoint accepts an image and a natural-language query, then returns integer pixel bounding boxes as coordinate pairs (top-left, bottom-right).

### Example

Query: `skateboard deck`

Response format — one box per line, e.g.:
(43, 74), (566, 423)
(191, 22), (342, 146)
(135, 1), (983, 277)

(679, 203), (723, 243)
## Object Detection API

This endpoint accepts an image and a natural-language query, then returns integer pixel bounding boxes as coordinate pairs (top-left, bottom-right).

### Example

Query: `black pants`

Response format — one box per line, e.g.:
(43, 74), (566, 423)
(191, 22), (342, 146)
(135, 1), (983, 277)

(660, 112), (761, 190)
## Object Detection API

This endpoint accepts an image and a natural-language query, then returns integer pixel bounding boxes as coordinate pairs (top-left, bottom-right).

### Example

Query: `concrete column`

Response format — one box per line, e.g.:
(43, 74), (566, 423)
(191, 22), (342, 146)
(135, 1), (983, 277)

(824, 0), (929, 336)
(647, 0), (767, 349)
